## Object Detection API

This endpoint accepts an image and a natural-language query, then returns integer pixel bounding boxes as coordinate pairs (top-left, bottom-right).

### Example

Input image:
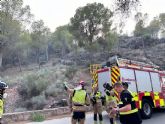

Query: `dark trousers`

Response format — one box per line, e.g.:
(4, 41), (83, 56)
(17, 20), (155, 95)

(120, 112), (142, 124)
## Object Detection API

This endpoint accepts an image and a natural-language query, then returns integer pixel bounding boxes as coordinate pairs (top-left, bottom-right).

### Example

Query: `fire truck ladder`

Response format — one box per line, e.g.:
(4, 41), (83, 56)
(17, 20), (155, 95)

(107, 55), (159, 71)
(117, 58), (159, 70)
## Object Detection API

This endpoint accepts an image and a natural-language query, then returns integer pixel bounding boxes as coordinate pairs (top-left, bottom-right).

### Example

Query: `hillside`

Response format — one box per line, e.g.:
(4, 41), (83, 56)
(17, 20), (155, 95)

(113, 36), (165, 69)
(64, 36), (165, 69)
(1, 36), (165, 113)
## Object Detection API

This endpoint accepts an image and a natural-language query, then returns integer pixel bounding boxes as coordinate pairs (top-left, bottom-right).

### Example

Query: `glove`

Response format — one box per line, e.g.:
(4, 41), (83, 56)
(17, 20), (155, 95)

(101, 96), (106, 106)
(111, 107), (119, 114)
(63, 82), (68, 90)
(91, 96), (96, 105)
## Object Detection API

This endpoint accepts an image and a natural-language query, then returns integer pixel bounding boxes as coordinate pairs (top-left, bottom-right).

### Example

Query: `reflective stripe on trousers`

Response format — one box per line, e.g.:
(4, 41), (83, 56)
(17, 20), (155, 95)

(120, 108), (138, 115)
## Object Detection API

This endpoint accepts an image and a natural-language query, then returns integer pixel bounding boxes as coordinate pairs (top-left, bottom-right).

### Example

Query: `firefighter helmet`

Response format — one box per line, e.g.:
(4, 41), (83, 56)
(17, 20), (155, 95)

(0, 81), (8, 89)
(79, 80), (85, 86)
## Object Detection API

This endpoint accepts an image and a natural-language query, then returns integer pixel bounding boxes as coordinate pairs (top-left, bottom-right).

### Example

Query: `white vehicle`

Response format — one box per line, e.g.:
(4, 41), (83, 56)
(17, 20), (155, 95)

(90, 56), (165, 119)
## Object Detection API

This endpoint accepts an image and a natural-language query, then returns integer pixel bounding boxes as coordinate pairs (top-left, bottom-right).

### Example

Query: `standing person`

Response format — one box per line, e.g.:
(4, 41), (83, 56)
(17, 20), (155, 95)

(103, 83), (117, 124)
(0, 81), (8, 124)
(112, 82), (142, 124)
(91, 90), (104, 124)
(63, 81), (90, 124)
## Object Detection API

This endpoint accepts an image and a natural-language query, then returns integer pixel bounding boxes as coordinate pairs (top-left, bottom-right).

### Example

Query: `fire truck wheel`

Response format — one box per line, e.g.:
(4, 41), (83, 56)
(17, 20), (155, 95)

(141, 99), (153, 119)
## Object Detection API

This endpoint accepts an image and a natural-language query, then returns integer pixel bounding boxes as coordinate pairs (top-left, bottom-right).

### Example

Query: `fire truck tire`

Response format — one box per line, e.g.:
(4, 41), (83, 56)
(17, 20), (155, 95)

(141, 99), (153, 119)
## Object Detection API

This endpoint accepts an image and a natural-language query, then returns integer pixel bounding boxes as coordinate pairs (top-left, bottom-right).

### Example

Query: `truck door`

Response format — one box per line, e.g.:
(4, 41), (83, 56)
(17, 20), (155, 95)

(161, 76), (165, 98)
(135, 70), (152, 92)
(150, 72), (161, 92)
(97, 68), (111, 96)
(120, 68), (137, 92)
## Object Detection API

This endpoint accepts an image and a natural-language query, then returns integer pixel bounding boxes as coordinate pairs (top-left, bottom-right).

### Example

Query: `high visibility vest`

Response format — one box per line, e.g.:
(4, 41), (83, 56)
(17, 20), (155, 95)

(105, 90), (116, 102)
(0, 99), (3, 118)
(95, 91), (101, 99)
(106, 95), (116, 101)
(72, 90), (86, 105)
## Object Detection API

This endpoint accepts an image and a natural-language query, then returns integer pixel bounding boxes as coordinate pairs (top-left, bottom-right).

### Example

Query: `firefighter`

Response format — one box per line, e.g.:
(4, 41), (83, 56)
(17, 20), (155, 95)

(91, 89), (104, 124)
(122, 82), (136, 98)
(0, 81), (8, 124)
(122, 82), (129, 90)
(103, 83), (117, 124)
(63, 81), (90, 124)
(112, 82), (142, 124)
(69, 94), (73, 113)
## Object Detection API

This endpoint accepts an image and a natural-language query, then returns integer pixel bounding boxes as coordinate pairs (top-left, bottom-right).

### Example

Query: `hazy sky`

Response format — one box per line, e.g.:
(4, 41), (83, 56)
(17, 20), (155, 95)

(24, 0), (165, 34)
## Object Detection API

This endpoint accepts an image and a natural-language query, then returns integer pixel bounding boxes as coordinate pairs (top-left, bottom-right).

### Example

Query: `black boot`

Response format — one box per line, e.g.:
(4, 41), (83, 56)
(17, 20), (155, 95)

(94, 114), (97, 124)
(110, 118), (113, 124)
(99, 114), (103, 124)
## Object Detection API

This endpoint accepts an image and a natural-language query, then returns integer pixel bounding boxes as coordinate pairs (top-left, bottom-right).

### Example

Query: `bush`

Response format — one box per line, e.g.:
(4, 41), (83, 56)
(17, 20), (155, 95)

(17, 65), (69, 111)
(31, 113), (45, 122)
(31, 95), (47, 110)
(65, 66), (77, 79)
(19, 95), (47, 110)
(18, 74), (50, 99)
(18, 72), (50, 110)
(45, 81), (64, 97)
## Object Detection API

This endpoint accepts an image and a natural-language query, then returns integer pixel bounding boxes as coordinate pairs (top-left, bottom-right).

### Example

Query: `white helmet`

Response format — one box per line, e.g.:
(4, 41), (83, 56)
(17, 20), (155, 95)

(0, 81), (8, 89)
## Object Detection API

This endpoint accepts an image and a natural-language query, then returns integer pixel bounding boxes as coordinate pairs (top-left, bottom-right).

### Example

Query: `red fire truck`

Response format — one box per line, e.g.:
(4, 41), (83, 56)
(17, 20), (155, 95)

(90, 56), (165, 119)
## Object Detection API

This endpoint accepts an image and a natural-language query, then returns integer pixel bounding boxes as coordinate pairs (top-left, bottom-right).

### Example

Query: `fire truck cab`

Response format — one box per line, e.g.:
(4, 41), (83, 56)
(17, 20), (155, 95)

(90, 56), (165, 119)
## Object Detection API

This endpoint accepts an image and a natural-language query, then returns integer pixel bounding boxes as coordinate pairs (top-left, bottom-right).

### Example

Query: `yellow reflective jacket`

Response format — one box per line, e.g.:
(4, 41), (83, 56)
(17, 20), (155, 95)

(105, 90), (116, 102)
(106, 95), (116, 102)
(0, 99), (3, 118)
(72, 89), (87, 105)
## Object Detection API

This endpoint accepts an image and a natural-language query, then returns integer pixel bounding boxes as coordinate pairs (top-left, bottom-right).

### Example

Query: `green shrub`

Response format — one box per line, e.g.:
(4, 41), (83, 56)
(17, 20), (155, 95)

(31, 95), (47, 110)
(18, 74), (50, 99)
(17, 65), (70, 111)
(18, 95), (47, 110)
(45, 81), (64, 97)
(31, 113), (45, 122)
(65, 66), (77, 79)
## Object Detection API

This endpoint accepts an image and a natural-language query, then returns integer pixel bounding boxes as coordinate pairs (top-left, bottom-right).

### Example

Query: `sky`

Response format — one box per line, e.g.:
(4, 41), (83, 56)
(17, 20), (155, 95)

(23, 0), (165, 34)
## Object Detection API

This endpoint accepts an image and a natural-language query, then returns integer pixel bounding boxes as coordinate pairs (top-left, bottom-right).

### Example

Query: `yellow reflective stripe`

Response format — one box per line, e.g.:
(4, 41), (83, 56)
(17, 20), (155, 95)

(120, 108), (138, 115)
(154, 96), (159, 100)
(72, 106), (86, 111)
(118, 101), (123, 104)
(0, 100), (3, 118)
(153, 100), (156, 107)
(154, 92), (159, 95)
(133, 96), (138, 101)
(145, 92), (150, 96)
(160, 99), (165, 106)
(139, 101), (142, 109)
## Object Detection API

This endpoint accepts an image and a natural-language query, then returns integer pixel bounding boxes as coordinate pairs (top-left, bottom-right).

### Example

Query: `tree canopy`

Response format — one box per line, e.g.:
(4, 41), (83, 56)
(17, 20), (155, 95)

(69, 2), (113, 46)
(115, 0), (140, 15)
